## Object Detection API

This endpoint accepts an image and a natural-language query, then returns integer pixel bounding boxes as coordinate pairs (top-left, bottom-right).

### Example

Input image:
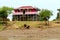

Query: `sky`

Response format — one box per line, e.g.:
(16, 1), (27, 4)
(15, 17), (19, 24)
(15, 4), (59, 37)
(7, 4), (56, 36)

(0, 0), (60, 21)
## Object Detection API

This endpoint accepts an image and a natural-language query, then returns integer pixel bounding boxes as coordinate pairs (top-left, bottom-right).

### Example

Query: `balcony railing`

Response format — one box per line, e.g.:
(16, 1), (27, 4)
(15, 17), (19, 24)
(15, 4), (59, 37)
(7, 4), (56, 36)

(13, 12), (39, 15)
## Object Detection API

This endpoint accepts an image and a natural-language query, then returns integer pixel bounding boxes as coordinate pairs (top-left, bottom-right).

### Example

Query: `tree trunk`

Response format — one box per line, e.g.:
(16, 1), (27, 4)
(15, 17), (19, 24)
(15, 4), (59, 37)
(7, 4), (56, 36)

(45, 21), (47, 25)
(47, 20), (49, 26)
(2, 17), (7, 25)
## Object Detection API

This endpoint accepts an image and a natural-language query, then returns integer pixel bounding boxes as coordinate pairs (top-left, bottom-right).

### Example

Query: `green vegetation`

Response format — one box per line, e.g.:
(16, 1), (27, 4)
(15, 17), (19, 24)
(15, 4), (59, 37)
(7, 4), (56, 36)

(56, 9), (60, 20)
(0, 6), (60, 30)
(8, 21), (46, 28)
(0, 21), (60, 30)
(39, 9), (53, 25)
(0, 6), (14, 28)
(0, 6), (14, 30)
(0, 23), (4, 30)
(0, 6), (14, 23)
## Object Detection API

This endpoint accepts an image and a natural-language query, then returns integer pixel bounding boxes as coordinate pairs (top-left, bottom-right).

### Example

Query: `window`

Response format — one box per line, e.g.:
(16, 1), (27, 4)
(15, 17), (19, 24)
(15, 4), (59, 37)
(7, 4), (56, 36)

(28, 9), (31, 12)
(14, 9), (18, 12)
(18, 9), (20, 12)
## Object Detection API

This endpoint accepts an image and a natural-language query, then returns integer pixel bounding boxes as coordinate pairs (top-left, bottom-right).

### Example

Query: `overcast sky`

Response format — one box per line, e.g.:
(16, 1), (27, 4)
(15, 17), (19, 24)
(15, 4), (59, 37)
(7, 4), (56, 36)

(0, 0), (60, 21)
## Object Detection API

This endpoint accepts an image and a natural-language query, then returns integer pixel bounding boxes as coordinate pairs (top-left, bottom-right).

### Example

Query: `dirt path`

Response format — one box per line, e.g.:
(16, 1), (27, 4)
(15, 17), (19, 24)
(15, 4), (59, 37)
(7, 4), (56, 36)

(0, 27), (60, 40)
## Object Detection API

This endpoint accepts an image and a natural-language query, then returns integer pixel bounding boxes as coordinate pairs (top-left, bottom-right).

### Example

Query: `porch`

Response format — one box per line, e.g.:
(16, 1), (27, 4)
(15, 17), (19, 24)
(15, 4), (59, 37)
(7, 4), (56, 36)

(12, 14), (40, 21)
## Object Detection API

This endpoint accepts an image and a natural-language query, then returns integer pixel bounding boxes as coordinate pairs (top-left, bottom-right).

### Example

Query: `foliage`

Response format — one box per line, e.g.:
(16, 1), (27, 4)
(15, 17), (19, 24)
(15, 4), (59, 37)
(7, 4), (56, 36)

(0, 24), (4, 30)
(39, 9), (53, 25)
(39, 9), (53, 21)
(57, 8), (60, 11)
(56, 13), (60, 19)
(53, 19), (56, 21)
(0, 6), (14, 28)
(56, 9), (60, 19)
(0, 6), (14, 21)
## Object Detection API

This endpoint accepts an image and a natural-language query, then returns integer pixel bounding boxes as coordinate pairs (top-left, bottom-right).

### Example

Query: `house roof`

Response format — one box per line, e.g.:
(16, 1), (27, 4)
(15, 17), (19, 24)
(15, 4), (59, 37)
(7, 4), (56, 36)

(16, 6), (35, 9)
(13, 6), (40, 15)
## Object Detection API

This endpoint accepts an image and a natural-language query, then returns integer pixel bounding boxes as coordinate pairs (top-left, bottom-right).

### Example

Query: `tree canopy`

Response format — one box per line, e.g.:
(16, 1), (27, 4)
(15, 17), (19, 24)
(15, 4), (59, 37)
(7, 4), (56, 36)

(57, 8), (60, 11)
(0, 6), (14, 21)
(39, 9), (53, 21)
(56, 8), (60, 19)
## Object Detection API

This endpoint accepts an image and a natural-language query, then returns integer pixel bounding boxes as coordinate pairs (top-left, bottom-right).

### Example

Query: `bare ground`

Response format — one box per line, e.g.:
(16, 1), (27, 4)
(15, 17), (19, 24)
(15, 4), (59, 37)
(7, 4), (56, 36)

(0, 27), (60, 40)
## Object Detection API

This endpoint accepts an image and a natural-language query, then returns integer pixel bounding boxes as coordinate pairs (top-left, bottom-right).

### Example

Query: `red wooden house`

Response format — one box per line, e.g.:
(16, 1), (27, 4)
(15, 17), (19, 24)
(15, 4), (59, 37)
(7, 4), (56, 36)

(13, 6), (40, 21)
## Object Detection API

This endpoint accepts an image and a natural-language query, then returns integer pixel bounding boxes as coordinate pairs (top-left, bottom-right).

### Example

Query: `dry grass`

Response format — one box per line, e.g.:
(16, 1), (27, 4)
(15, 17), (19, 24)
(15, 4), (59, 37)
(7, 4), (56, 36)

(6, 21), (46, 29)
(0, 21), (60, 30)
(0, 21), (60, 40)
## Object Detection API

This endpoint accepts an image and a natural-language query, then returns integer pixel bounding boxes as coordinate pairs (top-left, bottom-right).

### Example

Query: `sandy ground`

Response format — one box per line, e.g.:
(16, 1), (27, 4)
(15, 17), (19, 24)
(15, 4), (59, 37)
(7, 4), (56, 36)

(0, 27), (60, 40)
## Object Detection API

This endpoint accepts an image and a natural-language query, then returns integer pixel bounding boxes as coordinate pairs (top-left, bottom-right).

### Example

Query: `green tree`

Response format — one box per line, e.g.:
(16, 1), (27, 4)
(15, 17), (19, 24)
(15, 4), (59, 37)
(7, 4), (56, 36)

(56, 9), (60, 19)
(0, 6), (14, 24)
(39, 9), (53, 25)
